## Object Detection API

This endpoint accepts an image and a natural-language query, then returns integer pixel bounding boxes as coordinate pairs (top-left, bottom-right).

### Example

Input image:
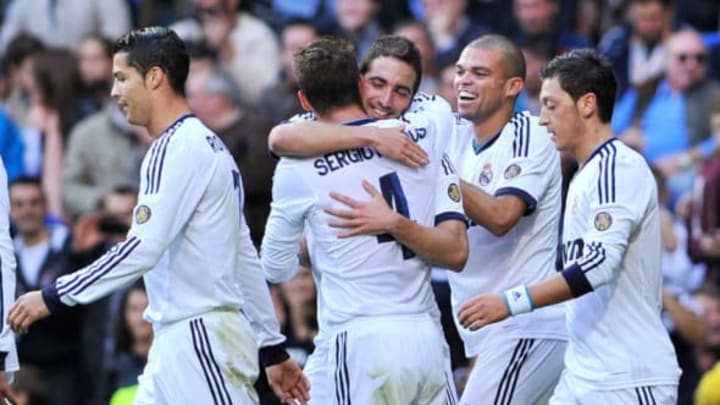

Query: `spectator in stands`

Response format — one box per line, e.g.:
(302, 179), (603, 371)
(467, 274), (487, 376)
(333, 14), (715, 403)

(0, 0), (130, 53)
(0, 33), (44, 134)
(394, 20), (439, 93)
(172, 0), (281, 102)
(61, 101), (149, 216)
(613, 28), (720, 202)
(108, 281), (151, 405)
(0, 108), (25, 183)
(186, 67), (274, 246)
(10, 365), (49, 405)
(693, 286), (720, 373)
(27, 49), (84, 219)
(76, 35), (114, 116)
(437, 63), (457, 110)
(512, 0), (591, 55)
(9, 177), (83, 405)
(259, 18), (318, 125)
(599, 0), (673, 95)
(418, 0), (491, 67)
(516, 39), (554, 114)
(330, 0), (383, 60)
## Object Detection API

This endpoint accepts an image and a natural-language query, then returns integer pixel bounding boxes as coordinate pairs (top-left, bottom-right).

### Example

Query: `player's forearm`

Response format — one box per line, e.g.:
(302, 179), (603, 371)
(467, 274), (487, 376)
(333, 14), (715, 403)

(388, 216), (468, 271)
(526, 274), (574, 309)
(460, 180), (520, 236)
(268, 121), (376, 156)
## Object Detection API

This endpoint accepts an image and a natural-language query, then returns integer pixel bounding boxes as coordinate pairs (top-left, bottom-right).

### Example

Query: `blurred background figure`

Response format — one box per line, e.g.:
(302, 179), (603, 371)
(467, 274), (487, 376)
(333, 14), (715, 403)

(10, 364), (49, 405)
(172, 0), (281, 102)
(76, 35), (114, 116)
(613, 29), (720, 205)
(516, 39), (554, 114)
(260, 18), (318, 125)
(0, 0), (130, 53)
(186, 66), (274, 246)
(599, 0), (673, 95)
(61, 101), (149, 217)
(9, 176), (83, 405)
(512, 0), (591, 54)
(330, 0), (382, 59)
(108, 281), (151, 405)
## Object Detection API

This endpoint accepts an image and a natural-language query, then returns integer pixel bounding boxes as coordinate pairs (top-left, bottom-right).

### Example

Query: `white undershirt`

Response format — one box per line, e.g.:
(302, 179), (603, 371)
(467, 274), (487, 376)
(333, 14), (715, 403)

(19, 240), (50, 285)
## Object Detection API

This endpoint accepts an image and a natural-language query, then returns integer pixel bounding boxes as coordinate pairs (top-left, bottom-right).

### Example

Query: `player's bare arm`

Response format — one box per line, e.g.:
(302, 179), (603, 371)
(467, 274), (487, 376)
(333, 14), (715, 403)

(325, 180), (468, 271)
(7, 290), (50, 333)
(0, 372), (16, 405)
(268, 121), (429, 168)
(458, 274), (573, 331)
(459, 179), (528, 236)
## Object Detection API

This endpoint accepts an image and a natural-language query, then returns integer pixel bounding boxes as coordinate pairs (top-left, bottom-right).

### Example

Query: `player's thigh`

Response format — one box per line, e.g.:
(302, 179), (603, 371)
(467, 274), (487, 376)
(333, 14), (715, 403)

(461, 338), (566, 405)
(550, 373), (677, 405)
(331, 316), (455, 405)
(137, 311), (259, 405)
(304, 344), (334, 404)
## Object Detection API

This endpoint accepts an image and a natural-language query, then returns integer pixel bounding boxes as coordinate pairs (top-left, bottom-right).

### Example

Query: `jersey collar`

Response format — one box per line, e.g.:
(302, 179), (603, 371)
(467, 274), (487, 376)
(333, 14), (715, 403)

(341, 117), (376, 126)
(585, 137), (619, 164)
(472, 128), (503, 155)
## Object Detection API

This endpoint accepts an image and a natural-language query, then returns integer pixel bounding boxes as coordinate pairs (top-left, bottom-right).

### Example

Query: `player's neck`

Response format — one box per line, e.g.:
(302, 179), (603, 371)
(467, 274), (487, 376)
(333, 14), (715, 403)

(317, 104), (369, 124)
(471, 107), (514, 143)
(147, 97), (193, 138)
(574, 123), (615, 167)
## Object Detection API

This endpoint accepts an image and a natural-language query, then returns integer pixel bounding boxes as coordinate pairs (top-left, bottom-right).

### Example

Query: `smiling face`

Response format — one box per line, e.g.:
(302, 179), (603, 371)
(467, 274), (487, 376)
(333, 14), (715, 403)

(111, 52), (152, 127)
(454, 46), (511, 123)
(360, 56), (416, 119)
(538, 76), (583, 152)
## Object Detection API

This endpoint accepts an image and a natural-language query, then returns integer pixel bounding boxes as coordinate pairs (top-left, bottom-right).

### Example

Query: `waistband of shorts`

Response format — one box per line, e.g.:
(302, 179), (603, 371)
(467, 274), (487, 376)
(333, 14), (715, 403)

(152, 306), (244, 335)
(332, 312), (436, 331)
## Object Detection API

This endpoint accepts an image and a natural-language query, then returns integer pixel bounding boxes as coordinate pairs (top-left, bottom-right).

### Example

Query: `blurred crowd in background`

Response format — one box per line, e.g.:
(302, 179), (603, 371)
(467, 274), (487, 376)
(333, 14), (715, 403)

(2, 0), (720, 404)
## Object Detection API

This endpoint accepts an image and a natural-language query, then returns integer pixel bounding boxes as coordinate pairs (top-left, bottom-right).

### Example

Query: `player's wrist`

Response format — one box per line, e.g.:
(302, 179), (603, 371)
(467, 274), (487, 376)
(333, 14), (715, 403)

(502, 285), (535, 316)
(259, 343), (290, 368)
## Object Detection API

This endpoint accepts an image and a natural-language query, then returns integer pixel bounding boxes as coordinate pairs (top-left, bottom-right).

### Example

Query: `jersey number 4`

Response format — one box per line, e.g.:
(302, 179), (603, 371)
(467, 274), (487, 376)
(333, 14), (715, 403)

(377, 172), (416, 259)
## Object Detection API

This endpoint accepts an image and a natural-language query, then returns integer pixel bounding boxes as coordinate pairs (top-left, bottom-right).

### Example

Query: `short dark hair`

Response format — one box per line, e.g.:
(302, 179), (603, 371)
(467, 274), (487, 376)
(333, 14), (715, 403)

(3, 33), (44, 72)
(360, 35), (423, 95)
(112, 27), (189, 96)
(10, 176), (42, 189)
(540, 49), (617, 123)
(467, 34), (526, 79)
(293, 37), (361, 115)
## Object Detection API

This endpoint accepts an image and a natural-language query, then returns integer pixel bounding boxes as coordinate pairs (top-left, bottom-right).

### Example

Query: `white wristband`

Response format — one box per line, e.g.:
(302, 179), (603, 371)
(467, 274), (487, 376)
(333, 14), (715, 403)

(503, 285), (535, 316)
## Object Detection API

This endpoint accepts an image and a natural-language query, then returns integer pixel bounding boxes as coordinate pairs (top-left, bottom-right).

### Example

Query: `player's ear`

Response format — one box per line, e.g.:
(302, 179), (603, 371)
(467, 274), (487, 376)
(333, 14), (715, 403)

(297, 90), (313, 112)
(505, 77), (524, 98)
(578, 92), (596, 119)
(146, 66), (163, 90)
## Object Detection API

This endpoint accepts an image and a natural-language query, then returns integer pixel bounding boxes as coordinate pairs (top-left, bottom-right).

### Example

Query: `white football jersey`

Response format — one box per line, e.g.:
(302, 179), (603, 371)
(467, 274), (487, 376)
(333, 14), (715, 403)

(560, 138), (680, 388)
(446, 112), (567, 356)
(262, 106), (465, 341)
(44, 115), (285, 347)
(0, 158), (18, 373)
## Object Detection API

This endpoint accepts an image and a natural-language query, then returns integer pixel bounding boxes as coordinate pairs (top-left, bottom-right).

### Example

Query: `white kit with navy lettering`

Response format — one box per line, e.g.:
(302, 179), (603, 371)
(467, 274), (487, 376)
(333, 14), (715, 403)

(43, 115), (285, 404)
(557, 138), (680, 392)
(447, 112), (567, 351)
(445, 112), (568, 405)
(262, 98), (464, 404)
(0, 158), (18, 376)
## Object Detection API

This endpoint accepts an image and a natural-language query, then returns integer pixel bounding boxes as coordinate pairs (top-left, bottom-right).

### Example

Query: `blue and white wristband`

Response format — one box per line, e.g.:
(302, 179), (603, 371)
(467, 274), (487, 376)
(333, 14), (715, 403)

(502, 285), (535, 316)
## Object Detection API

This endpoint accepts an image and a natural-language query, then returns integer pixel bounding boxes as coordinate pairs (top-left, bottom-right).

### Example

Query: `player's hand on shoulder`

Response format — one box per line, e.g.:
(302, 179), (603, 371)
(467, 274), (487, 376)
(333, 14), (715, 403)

(8, 290), (50, 334)
(457, 293), (510, 331)
(265, 358), (310, 405)
(369, 124), (429, 168)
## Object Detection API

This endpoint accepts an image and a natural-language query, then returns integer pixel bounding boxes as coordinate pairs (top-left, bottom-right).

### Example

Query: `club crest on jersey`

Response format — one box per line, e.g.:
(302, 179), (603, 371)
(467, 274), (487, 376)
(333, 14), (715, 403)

(135, 205), (152, 224)
(448, 183), (461, 202)
(504, 164), (522, 179)
(479, 163), (493, 186)
(594, 212), (612, 231)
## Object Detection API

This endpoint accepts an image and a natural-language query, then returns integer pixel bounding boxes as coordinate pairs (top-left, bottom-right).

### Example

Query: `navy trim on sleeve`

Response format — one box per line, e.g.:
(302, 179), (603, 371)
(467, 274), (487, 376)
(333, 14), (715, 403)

(495, 187), (538, 216)
(0, 352), (6, 371)
(259, 343), (290, 368)
(561, 263), (594, 297)
(434, 212), (469, 228)
(41, 282), (68, 314)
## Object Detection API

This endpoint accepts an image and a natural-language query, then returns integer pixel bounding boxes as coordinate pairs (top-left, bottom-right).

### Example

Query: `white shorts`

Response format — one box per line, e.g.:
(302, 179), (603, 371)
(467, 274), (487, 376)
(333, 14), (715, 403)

(550, 370), (678, 405)
(134, 309), (259, 405)
(312, 314), (457, 405)
(460, 337), (566, 405)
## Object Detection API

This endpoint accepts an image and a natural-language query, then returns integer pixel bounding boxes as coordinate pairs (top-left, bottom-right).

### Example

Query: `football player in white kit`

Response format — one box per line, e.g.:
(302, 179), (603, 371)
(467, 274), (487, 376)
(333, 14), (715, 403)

(0, 158), (18, 405)
(7, 27), (309, 405)
(261, 37), (468, 404)
(447, 34), (568, 405)
(457, 49), (681, 403)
